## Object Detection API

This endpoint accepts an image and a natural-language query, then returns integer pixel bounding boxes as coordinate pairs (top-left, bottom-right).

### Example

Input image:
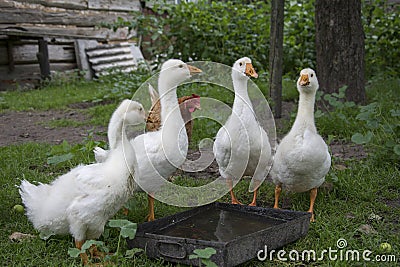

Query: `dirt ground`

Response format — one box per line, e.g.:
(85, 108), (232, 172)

(0, 107), (368, 163)
(0, 109), (106, 147)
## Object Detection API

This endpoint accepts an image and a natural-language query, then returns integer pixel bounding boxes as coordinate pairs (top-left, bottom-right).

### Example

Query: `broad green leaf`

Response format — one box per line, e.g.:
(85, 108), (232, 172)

(102, 228), (110, 239)
(108, 219), (133, 228)
(385, 140), (396, 148)
(390, 109), (400, 117)
(189, 254), (199, 260)
(68, 248), (82, 258)
(323, 94), (333, 102)
(193, 247), (217, 258)
(39, 231), (54, 240)
(337, 113), (347, 121)
(394, 145), (400, 156)
(314, 110), (324, 118)
(327, 134), (335, 145)
(356, 112), (372, 121)
(359, 103), (378, 113)
(47, 153), (74, 165)
(108, 219), (137, 239)
(366, 120), (380, 129)
(120, 225), (137, 239)
(338, 85), (348, 98)
(345, 101), (355, 108)
(125, 248), (143, 259)
(203, 259), (219, 267)
(151, 32), (159, 41)
(48, 140), (69, 155)
(351, 132), (373, 145)
(81, 240), (104, 251)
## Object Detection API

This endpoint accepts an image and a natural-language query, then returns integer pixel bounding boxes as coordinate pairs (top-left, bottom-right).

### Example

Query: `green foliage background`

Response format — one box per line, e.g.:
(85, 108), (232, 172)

(111, 0), (399, 77)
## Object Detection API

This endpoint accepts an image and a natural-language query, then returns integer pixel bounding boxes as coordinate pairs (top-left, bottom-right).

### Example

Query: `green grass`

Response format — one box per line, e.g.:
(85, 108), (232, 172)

(282, 76), (299, 102)
(44, 118), (86, 128)
(0, 80), (108, 112)
(1, 74), (399, 266)
(86, 103), (121, 126)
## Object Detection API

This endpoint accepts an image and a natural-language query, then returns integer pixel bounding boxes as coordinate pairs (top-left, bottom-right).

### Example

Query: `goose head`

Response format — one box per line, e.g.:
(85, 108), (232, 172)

(297, 68), (319, 94)
(232, 57), (258, 80)
(119, 100), (146, 125)
(160, 59), (202, 88)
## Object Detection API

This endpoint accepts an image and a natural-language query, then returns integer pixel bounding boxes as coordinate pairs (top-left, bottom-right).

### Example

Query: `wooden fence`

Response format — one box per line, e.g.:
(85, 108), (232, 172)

(0, 0), (141, 90)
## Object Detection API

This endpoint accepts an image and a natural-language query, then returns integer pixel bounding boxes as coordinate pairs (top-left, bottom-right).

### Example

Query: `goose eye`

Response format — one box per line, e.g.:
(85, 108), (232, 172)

(239, 62), (243, 66)
(311, 74), (314, 77)
(178, 64), (184, 68)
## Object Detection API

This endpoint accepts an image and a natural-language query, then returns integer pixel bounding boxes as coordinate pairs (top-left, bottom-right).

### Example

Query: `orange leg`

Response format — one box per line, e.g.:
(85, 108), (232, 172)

(122, 207), (129, 216)
(249, 189), (258, 206)
(308, 188), (318, 222)
(147, 193), (155, 221)
(75, 240), (89, 266)
(249, 180), (261, 206)
(227, 178), (242, 205)
(89, 244), (105, 259)
(273, 184), (282, 209)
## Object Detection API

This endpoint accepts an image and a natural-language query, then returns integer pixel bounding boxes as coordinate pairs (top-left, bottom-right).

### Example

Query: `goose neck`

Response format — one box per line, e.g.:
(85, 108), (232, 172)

(108, 116), (124, 149)
(232, 77), (253, 111)
(292, 92), (317, 133)
(158, 85), (182, 125)
(121, 126), (135, 166)
(158, 83), (187, 163)
(107, 118), (136, 169)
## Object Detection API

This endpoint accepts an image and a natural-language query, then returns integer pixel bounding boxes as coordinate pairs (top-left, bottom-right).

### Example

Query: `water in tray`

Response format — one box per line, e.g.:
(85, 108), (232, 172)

(156, 208), (285, 242)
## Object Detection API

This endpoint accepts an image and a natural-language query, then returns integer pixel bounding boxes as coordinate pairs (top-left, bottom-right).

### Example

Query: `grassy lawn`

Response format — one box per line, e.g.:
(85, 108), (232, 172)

(0, 73), (399, 266)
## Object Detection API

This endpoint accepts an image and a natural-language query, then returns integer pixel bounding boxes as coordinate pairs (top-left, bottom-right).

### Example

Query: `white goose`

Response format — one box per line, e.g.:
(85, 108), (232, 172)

(130, 59), (202, 221)
(213, 57), (272, 206)
(271, 68), (331, 222)
(19, 99), (145, 264)
(93, 110), (121, 163)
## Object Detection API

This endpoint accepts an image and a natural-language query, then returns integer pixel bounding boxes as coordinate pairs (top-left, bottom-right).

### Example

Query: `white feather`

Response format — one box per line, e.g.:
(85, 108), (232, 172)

(131, 59), (193, 194)
(213, 57), (272, 192)
(271, 68), (331, 192)
(19, 100), (145, 241)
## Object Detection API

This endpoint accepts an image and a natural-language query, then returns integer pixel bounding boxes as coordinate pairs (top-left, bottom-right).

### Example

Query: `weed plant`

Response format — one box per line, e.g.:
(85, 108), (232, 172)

(1, 73), (399, 266)
(107, 0), (399, 78)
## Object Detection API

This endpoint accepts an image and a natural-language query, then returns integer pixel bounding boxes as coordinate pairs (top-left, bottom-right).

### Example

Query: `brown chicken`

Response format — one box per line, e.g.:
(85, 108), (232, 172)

(146, 84), (201, 141)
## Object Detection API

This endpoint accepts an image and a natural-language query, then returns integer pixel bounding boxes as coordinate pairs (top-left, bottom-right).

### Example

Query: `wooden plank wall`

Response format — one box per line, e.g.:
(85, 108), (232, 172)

(86, 42), (137, 77)
(0, 0), (141, 90)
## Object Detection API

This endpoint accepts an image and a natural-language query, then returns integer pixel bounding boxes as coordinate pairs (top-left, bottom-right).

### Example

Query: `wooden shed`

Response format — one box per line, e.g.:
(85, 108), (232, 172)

(0, 0), (143, 90)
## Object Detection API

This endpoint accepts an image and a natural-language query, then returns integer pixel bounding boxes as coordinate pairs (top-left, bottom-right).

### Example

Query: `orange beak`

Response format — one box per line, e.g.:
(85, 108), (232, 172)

(187, 65), (202, 74)
(245, 63), (258, 78)
(299, 74), (310, 86)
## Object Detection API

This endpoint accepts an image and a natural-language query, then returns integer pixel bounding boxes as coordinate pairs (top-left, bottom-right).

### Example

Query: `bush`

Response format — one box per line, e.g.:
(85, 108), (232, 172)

(129, 1), (270, 71)
(109, 0), (399, 78)
(283, 0), (316, 76)
(363, 0), (400, 76)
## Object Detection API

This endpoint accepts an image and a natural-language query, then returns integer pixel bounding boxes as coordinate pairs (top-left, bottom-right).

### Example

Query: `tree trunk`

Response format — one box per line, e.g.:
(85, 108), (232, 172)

(269, 0), (284, 118)
(315, 0), (366, 104)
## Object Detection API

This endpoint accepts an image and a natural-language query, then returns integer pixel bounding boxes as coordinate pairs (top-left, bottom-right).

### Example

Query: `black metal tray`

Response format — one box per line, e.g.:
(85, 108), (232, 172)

(127, 202), (311, 267)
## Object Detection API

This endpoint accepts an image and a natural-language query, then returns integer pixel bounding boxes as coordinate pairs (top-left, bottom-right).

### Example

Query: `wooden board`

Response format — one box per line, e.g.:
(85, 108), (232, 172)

(0, 42), (75, 65)
(0, 62), (76, 85)
(74, 39), (99, 80)
(0, 1), (14, 8)
(0, 25), (135, 41)
(10, 0), (142, 11)
(88, 0), (141, 11)
(11, 0), (87, 10)
(85, 42), (137, 77)
(0, 0), (141, 89)
(0, 60), (77, 90)
(0, 6), (135, 27)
